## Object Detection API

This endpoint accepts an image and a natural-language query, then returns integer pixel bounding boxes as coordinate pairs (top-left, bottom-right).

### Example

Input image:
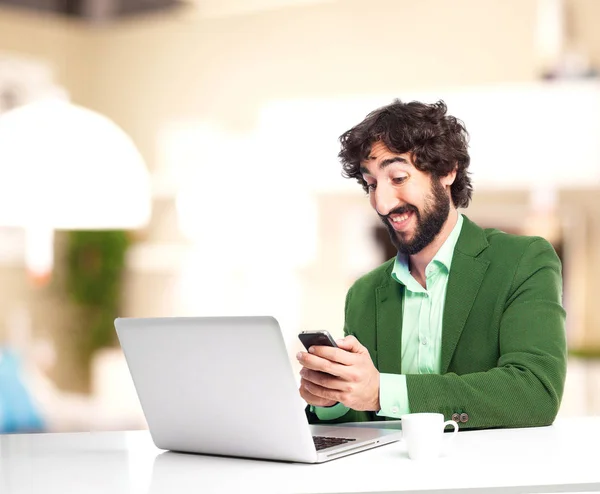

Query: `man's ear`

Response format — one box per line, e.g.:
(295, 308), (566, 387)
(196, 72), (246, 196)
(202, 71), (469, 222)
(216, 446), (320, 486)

(441, 166), (457, 187)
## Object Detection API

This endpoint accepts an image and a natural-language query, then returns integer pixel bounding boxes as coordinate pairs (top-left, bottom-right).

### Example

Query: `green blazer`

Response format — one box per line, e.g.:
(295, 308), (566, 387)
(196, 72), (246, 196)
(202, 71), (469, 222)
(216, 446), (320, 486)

(307, 215), (567, 430)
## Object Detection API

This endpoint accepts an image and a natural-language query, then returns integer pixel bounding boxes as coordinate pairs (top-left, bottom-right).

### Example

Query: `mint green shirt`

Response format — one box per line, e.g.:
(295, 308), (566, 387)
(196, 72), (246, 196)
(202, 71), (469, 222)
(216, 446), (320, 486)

(313, 214), (464, 421)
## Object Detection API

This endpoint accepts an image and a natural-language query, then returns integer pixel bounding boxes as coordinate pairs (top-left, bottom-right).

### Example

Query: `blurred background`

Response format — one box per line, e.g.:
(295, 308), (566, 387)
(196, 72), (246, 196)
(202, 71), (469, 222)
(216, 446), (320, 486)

(0, 0), (599, 434)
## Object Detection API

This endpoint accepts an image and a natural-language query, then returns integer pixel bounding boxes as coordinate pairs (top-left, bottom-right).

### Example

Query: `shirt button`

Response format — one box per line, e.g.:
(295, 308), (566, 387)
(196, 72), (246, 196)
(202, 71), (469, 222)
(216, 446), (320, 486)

(391, 406), (399, 414)
(460, 413), (469, 423)
(451, 413), (461, 422)
(421, 338), (428, 345)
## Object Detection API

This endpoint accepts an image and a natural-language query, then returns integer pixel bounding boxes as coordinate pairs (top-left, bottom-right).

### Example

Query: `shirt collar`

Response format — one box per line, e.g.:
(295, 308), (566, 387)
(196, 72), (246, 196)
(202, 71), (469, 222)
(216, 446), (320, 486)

(391, 213), (464, 290)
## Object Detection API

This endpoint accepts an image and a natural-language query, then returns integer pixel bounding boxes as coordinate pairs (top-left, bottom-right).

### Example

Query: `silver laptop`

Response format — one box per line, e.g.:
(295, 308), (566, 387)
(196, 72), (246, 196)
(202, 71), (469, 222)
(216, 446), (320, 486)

(115, 315), (401, 463)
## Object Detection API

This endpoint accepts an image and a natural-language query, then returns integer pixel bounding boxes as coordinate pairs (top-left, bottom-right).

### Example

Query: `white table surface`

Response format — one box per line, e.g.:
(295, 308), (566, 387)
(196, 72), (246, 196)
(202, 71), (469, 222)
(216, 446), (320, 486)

(1, 417), (600, 494)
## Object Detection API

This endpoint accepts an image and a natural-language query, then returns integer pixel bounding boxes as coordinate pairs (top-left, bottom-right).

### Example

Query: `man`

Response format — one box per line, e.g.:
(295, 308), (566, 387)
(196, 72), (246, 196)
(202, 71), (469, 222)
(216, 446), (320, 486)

(297, 99), (567, 430)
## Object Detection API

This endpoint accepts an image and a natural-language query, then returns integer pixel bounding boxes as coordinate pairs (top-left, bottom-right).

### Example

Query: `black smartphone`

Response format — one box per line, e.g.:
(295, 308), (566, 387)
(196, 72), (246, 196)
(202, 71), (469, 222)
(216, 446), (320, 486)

(298, 330), (339, 351)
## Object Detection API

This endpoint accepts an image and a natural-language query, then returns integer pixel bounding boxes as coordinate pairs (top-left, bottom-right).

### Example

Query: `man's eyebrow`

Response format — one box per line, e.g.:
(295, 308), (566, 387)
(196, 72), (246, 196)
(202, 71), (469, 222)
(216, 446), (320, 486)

(360, 156), (408, 175)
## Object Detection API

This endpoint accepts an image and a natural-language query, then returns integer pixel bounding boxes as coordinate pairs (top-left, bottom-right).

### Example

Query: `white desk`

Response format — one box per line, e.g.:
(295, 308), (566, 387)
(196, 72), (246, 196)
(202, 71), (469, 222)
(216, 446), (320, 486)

(1, 417), (600, 494)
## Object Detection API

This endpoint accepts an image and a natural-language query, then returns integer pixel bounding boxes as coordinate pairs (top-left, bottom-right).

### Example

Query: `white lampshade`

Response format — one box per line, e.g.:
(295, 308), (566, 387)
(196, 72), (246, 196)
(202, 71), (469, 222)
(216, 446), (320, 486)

(0, 98), (151, 279)
(0, 98), (151, 229)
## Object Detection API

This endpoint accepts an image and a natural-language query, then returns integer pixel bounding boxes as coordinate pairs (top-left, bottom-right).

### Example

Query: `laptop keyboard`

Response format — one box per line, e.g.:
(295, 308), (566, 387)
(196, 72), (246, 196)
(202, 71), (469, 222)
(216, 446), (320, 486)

(312, 435), (357, 451)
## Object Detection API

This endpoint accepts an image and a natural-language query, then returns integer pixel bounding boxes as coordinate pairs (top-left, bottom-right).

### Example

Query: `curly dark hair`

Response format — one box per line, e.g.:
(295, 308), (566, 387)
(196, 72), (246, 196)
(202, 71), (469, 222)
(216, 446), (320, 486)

(338, 99), (472, 208)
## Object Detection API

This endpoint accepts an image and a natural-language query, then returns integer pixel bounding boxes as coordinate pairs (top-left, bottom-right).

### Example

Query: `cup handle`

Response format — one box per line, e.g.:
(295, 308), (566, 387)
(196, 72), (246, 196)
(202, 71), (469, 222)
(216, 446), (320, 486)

(443, 420), (459, 442)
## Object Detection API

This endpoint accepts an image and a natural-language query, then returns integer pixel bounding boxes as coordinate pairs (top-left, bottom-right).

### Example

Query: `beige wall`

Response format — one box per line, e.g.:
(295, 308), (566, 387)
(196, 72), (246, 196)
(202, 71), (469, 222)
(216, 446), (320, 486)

(83, 0), (539, 167)
(568, 0), (600, 71)
(0, 8), (96, 102)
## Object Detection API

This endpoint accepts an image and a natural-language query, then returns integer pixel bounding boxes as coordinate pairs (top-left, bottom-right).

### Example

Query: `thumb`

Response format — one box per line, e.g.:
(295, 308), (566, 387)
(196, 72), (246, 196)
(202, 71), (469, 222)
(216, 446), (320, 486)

(336, 335), (362, 353)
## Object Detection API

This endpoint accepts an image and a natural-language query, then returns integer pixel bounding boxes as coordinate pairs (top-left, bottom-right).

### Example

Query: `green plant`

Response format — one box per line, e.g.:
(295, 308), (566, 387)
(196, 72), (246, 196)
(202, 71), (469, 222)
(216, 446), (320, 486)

(65, 230), (130, 364)
(569, 347), (600, 359)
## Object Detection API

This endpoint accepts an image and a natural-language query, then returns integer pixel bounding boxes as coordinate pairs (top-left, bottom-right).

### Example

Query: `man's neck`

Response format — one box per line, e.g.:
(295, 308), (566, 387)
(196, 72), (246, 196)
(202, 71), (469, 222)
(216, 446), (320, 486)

(409, 208), (459, 287)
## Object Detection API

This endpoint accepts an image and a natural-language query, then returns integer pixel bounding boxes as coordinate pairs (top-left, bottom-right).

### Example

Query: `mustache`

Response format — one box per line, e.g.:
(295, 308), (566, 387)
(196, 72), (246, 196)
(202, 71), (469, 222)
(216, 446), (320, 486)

(378, 204), (418, 221)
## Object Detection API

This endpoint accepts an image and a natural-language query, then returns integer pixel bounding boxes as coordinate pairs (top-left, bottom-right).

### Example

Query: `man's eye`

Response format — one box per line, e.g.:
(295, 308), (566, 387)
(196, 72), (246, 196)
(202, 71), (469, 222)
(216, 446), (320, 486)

(392, 176), (408, 185)
(366, 183), (377, 191)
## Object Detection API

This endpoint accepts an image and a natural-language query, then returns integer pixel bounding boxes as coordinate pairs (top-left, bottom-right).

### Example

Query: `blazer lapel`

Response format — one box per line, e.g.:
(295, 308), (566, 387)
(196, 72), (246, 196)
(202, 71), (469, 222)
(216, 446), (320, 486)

(441, 217), (490, 373)
(376, 281), (404, 374)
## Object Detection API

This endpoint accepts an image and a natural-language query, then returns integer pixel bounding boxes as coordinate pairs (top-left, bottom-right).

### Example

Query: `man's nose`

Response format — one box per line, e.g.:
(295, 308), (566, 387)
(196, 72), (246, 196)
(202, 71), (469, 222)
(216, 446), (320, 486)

(374, 184), (400, 216)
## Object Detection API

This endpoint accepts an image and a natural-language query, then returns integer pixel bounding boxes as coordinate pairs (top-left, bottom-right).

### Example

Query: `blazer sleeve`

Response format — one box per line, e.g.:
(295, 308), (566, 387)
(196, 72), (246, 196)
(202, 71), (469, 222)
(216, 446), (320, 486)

(405, 238), (567, 429)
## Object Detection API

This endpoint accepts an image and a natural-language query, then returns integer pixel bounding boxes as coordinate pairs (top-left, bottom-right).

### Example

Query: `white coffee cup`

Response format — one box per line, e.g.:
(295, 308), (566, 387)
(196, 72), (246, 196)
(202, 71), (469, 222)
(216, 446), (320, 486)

(400, 413), (459, 460)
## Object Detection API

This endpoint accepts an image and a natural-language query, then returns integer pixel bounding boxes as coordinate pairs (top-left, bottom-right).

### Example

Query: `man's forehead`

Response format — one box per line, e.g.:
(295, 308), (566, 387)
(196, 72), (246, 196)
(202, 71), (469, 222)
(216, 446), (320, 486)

(361, 143), (413, 171)
(367, 141), (393, 160)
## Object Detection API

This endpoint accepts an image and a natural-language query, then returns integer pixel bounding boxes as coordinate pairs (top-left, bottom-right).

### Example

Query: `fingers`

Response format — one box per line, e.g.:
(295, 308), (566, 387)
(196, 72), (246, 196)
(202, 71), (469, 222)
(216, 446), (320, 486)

(336, 335), (363, 353)
(307, 345), (356, 365)
(297, 335), (379, 412)
(299, 378), (338, 407)
(300, 368), (348, 391)
(296, 351), (346, 377)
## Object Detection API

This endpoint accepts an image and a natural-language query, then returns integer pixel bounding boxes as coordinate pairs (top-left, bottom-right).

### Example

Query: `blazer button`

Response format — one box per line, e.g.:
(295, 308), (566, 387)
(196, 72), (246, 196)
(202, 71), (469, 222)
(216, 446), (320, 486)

(460, 413), (469, 423)
(451, 413), (461, 422)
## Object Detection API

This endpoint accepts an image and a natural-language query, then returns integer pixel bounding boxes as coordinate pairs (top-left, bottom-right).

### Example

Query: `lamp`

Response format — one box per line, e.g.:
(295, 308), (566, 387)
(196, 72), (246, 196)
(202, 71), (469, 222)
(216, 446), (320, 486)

(0, 97), (151, 283)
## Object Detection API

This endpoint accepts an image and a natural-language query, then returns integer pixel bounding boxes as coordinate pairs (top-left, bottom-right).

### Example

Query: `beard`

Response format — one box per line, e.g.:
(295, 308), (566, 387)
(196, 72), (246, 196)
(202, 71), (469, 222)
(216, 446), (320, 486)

(380, 179), (450, 256)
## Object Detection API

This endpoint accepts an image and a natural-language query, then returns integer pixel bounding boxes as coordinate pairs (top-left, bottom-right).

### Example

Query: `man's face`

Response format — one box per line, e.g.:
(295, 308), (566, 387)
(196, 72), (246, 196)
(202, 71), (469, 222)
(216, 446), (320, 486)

(360, 141), (451, 255)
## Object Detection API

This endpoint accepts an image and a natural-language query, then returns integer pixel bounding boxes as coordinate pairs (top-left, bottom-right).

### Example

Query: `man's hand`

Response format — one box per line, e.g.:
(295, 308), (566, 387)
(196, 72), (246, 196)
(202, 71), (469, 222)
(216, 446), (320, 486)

(297, 335), (380, 411)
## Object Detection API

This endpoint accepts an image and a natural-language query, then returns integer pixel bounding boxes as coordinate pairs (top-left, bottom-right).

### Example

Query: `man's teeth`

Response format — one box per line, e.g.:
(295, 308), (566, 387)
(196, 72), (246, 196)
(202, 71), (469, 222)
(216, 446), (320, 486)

(391, 213), (410, 223)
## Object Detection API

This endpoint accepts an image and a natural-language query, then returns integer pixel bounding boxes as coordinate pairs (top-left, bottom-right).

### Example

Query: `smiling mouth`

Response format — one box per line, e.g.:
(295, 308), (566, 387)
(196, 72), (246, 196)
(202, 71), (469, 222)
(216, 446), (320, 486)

(388, 210), (414, 232)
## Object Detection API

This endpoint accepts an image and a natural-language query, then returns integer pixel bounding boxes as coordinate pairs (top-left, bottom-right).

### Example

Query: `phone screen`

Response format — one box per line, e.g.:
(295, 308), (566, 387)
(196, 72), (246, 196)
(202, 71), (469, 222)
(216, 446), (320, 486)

(298, 331), (338, 351)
